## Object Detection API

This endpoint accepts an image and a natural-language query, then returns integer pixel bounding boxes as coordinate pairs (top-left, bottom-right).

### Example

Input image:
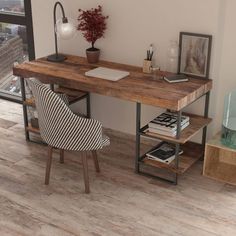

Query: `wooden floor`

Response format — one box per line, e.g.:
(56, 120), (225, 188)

(0, 99), (236, 236)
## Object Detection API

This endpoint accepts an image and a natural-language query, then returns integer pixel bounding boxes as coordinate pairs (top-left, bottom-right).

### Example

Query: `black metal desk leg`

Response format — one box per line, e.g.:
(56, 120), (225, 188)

(86, 93), (91, 118)
(174, 110), (182, 185)
(20, 77), (29, 141)
(135, 102), (141, 173)
(202, 92), (210, 147)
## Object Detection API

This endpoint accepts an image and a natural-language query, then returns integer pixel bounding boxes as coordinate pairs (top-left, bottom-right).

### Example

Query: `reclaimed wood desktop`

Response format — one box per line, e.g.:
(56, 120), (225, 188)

(13, 54), (212, 184)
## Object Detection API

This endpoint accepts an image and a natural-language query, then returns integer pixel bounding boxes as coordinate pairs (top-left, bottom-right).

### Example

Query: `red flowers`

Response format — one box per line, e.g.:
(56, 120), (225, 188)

(78, 5), (108, 49)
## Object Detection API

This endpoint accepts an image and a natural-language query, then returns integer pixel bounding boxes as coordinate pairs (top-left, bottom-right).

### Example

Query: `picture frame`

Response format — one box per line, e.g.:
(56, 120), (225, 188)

(178, 32), (212, 79)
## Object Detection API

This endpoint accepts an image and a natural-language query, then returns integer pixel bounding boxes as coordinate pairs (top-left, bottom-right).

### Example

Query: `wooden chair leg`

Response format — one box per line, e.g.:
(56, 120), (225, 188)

(92, 150), (100, 173)
(60, 149), (64, 164)
(45, 146), (53, 185)
(81, 152), (90, 194)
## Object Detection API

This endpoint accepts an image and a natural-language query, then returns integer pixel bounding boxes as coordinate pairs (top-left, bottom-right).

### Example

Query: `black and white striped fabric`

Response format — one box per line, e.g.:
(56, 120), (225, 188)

(57, 93), (69, 106)
(28, 79), (110, 151)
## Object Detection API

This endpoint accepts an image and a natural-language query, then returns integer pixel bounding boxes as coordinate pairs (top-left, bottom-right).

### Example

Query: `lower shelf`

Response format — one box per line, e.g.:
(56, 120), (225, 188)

(142, 142), (203, 174)
(26, 124), (40, 134)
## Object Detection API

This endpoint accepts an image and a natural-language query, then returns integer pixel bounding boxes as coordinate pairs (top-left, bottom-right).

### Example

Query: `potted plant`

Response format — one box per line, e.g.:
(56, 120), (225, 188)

(77, 5), (108, 63)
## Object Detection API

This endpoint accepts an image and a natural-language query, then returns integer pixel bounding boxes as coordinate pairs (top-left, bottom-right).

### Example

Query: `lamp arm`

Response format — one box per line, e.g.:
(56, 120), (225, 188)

(53, 1), (67, 58)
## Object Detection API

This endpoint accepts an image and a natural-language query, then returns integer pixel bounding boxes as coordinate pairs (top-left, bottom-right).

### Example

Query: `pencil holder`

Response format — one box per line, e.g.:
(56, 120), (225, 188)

(143, 59), (152, 73)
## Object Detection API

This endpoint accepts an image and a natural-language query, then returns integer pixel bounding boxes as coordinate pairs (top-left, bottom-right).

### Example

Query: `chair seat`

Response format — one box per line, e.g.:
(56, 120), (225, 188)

(102, 134), (110, 147)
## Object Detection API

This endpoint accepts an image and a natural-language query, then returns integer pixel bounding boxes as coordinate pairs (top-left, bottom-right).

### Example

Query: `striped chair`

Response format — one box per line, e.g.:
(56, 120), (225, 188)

(28, 79), (110, 193)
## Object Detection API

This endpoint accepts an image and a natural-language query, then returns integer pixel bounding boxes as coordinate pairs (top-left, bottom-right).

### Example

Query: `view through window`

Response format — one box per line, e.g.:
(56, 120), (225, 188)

(0, 0), (24, 14)
(0, 0), (34, 102)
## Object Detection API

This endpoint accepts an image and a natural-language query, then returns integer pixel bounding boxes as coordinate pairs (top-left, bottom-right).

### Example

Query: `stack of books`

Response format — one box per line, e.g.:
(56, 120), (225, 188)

(148, 112), (190, 137)
(146, 142), (183, 164)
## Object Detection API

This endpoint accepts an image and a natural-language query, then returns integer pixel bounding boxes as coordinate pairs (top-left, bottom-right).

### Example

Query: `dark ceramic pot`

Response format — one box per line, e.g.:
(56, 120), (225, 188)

(86, 48), (100, 63)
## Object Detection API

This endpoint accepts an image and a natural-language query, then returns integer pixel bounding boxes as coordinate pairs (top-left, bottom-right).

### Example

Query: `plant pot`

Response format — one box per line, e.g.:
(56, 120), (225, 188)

(86, 48), (100, 63)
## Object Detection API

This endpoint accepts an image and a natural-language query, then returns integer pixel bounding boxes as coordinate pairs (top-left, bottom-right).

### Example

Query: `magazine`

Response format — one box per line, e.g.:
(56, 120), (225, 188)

(146, 142), (183, 164)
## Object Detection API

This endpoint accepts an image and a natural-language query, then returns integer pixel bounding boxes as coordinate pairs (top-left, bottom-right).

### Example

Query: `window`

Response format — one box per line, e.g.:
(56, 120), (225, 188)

(0, 0), (25, 15)
(0, 0), (35, 103)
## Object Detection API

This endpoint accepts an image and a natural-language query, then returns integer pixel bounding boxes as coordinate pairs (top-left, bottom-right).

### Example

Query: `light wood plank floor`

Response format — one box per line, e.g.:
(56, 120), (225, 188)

(0, 99), (236, 236)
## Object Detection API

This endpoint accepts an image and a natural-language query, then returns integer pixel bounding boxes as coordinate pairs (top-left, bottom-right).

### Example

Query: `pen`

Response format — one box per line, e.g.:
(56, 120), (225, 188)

(150, 51), (154, 61)
(146, 44), (154, 61)
(149, 44), (153, 55)
(147, 50), (150, 60)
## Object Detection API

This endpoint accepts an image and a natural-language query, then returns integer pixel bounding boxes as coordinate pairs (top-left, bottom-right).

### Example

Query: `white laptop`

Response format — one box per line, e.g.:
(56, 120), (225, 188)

(85, 67), (130, 81)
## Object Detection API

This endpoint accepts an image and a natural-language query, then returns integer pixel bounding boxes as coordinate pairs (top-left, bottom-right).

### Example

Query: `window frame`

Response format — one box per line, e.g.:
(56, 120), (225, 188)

(0, 0), (35, 103)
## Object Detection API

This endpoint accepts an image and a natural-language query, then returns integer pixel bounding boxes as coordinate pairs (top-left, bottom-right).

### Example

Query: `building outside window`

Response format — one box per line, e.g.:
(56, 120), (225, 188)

(0, 0), (35, 102)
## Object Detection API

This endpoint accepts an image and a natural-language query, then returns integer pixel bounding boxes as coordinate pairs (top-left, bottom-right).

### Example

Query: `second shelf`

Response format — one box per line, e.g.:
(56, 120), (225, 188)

(141, 113), (212, 144)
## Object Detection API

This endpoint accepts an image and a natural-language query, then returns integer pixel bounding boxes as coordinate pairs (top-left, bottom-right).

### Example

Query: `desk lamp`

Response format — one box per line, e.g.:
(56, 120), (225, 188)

(47, 1), (76, 62)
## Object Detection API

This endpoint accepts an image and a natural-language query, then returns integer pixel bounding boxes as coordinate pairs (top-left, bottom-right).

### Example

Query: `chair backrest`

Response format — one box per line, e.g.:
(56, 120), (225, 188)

(27, 79), (75, 144)
(28, 79), (103, 151)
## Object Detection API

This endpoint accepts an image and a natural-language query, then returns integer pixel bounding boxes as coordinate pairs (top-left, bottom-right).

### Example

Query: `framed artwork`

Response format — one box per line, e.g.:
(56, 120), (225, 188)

(178, 32), (212, 79)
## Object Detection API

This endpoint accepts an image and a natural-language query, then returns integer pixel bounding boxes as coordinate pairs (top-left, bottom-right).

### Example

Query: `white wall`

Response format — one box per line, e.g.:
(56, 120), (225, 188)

(214, 0), (236, 131)
(31, 0), (236, 138)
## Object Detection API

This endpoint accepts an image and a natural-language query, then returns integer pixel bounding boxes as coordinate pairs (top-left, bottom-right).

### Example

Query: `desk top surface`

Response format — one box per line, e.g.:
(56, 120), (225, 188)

(13, 55), (212, 111)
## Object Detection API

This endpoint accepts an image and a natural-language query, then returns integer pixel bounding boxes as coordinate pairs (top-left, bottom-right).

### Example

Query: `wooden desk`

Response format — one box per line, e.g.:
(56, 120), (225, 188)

(13, 55), (212, 184)
(13, 55), (212, 111)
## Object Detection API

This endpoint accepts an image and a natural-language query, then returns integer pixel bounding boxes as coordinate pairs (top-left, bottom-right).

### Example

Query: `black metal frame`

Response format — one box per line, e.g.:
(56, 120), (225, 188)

(135, 91), (210, 185)
(0, 0), (35, 103)
(20, 77), (30, 141)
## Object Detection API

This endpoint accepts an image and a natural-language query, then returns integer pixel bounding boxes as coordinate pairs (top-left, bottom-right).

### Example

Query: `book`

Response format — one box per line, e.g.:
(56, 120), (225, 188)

(85, 67), (130, 81)
(146, 142), (183, 164)
(148, 121), (190, 137)
(164, 74), (189, 83)
(148, 112), (190, 131)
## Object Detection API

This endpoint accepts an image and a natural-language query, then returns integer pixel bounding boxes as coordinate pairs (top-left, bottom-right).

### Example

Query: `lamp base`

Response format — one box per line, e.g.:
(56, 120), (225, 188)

(47, 54), (67, 62)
